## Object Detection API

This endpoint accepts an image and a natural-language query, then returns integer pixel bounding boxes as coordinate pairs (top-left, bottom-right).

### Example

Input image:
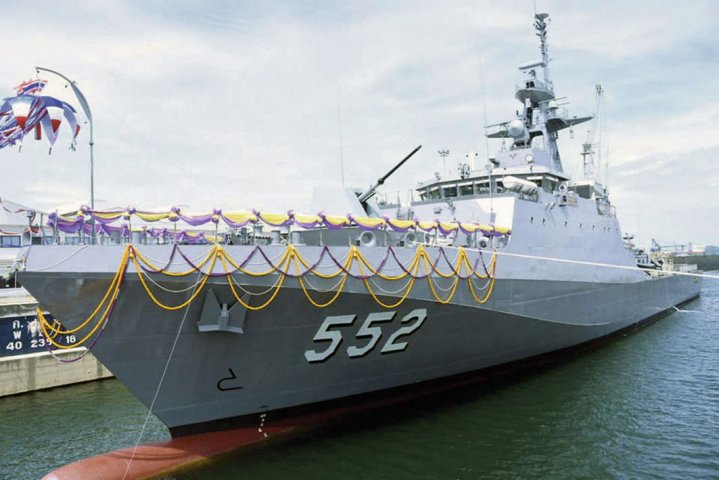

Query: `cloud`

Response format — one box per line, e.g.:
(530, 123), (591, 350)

(1, 0), (716, 246)
(609, 145), (719, 245)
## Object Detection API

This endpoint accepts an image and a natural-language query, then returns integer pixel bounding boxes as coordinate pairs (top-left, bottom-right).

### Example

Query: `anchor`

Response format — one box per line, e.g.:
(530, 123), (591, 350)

(197, 288), (248, 334)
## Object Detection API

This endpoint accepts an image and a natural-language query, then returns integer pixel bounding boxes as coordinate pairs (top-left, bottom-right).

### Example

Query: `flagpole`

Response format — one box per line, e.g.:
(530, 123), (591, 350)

(35, 66), (95, 243)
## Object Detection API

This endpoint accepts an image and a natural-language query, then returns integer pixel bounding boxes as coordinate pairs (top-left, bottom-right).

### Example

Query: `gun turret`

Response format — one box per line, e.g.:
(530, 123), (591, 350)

(357, 145), (422, 205)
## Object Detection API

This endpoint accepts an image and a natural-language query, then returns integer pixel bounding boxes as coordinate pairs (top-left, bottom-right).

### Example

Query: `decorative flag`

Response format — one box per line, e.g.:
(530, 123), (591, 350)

(15, 79), (47, 96)
(0, 108), (20, 145)
(8, 95), (36, 129)
(0, 87), (80, 151)
(37, 95), (80, 149)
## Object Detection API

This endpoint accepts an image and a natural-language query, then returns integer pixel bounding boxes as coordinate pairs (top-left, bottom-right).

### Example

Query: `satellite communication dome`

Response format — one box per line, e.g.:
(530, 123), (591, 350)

(507, 119), (526, 138)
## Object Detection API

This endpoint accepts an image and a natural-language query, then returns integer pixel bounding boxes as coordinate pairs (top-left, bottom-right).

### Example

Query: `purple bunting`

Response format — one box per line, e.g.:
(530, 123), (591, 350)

(48, 206), (511, 241)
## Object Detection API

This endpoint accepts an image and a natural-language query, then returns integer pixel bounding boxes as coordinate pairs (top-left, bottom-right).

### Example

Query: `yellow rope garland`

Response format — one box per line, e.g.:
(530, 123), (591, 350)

(37, 243), (498, 348)
(295, 250), (351, 308)
(423, 246), (462, 280)
(354, 248), (418, 281)
(463, 249), (493, 279)
(131, 245), (217, 311)
(421, 251), (461, 304)
(41, 245), (131, 335)
(38, 287), (117, 349)
(357, 253), (420, 309)
(221, 250), (288, 311)
(223, 246), (294, 277)
(294, 248), (352, 279)
(36, 247), (131, 348)
(131, 246), (216, 277)
(467, 255), (497, 304)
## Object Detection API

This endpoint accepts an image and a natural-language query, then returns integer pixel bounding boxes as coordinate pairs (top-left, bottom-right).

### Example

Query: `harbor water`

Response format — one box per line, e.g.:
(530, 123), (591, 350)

(1, 275), (717, 480)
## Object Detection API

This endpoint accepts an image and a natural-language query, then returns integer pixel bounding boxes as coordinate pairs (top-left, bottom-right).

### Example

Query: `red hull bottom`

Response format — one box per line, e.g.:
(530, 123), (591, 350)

(43, 385), (440, 480)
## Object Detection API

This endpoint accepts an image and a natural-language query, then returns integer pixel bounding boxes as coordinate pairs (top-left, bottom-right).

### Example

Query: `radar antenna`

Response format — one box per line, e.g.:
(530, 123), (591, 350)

(581, 84), (604, 180)
(534, 13), (551, 83)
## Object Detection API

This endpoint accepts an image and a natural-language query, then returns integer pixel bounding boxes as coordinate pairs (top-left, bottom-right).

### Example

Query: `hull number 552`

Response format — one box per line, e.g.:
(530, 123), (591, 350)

(304, 309), (427, 364)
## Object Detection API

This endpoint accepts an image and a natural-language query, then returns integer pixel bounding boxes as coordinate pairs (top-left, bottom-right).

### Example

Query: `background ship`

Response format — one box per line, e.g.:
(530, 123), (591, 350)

(650, 240), (719, 272)
(19, 13), (700, 438)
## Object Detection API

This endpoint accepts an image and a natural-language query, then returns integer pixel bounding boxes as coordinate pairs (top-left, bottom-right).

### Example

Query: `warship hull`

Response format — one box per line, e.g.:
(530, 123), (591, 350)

(20, 244), (701, 436)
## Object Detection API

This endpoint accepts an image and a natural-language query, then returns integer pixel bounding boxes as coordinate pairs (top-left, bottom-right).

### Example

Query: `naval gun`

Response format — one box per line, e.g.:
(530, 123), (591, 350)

(357, 145), (422, 207)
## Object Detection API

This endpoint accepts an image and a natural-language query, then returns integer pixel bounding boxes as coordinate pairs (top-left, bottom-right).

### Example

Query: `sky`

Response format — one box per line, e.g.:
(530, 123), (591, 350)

(1, 0), (718, 247)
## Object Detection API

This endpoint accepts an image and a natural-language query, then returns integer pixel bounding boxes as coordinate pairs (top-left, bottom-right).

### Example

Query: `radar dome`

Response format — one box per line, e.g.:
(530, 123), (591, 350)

(507, 119), (526, 138)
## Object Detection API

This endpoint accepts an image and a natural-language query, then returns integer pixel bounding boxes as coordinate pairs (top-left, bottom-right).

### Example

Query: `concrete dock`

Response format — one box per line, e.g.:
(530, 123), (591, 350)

(0, 348), (113, 397)
(0, 287), (113, 397)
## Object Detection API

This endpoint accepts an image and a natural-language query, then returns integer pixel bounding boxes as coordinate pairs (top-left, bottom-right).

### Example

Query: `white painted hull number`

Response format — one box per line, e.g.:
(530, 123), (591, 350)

(304, 309), (427, 364)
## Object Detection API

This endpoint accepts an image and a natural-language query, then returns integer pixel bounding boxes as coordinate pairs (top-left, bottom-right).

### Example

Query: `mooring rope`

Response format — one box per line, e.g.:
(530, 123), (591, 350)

(121, 267), (203, 480)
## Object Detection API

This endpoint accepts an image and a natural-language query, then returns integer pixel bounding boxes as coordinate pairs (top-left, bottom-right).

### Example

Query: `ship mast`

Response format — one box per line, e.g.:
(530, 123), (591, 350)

(535, 13), (551, 87)
(581, 84), (604, 180)
(484, 13), (592, 175)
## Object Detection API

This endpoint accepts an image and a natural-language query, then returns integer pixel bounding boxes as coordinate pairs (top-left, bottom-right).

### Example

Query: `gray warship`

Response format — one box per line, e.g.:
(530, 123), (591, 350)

(20, 13), (700, 437)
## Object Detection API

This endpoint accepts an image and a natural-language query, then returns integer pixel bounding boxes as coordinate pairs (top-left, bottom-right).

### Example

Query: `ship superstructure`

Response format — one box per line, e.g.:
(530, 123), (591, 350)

(18, 13), (700, 438)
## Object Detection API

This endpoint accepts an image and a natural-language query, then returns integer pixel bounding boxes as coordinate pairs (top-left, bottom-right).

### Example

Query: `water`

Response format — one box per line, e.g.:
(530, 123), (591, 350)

(1, 277), (717, 480)
(0, 380), (168, 479)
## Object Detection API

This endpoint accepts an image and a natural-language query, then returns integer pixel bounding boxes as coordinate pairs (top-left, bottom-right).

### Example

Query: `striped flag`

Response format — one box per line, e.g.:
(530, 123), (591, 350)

(0, 85), (81, 151)
(15, 79), (47, 96)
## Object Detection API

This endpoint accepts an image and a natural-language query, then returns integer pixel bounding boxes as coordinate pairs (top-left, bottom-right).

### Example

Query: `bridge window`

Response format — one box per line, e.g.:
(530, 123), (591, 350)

(443, 185), (457, 198)
(428, 187), (441, 200)
(542, 178), (557, 193)
(474, 181), (489, 194)
(459, 182), (474, 196)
